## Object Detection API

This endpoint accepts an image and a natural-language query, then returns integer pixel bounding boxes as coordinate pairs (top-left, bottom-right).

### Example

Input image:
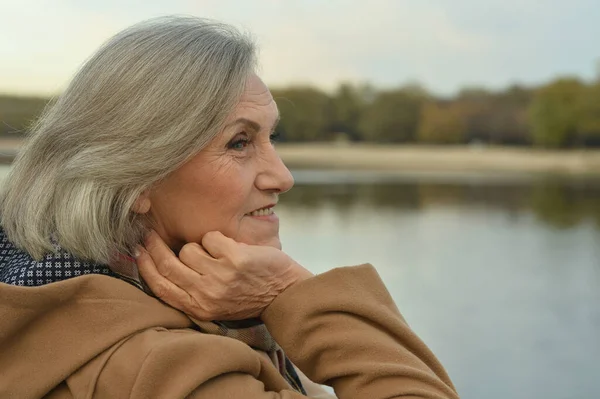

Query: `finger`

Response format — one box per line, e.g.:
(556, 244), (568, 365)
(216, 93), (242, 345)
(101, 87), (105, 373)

(201, 231), (236, 259)
(143, 231), (207, 291)
(144, 229), (177, 265)
(179, 242), (213, 275)
(136, 246), (194, 309)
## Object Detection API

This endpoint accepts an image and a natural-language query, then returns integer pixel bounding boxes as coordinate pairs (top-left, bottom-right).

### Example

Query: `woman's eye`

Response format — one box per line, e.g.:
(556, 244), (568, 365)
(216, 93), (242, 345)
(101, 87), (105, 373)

(269, 131), (281, 143)
(228, 138), (250, 151)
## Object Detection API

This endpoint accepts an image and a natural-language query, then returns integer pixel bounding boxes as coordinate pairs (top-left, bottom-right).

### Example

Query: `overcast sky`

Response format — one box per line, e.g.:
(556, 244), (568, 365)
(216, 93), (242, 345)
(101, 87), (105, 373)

(1, 0), (599, 96)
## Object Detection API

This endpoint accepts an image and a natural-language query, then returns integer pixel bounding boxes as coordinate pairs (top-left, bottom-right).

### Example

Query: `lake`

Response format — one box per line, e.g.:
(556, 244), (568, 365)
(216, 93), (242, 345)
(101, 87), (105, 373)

(1, 165), (599, 399)
(277, 170), (600, 399)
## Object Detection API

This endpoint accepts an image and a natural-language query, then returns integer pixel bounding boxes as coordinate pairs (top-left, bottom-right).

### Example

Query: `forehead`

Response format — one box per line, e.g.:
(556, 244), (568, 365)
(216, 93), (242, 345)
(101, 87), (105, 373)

(237, 74), (276, 109)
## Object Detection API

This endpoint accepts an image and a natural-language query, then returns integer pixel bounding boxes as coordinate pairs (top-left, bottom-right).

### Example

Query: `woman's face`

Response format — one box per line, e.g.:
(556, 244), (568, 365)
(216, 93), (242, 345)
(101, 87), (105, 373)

(143, 74), (294, 251)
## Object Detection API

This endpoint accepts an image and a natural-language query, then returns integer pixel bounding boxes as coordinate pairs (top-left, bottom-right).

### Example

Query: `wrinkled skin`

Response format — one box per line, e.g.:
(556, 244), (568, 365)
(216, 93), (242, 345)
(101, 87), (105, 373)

(135, 74), (313, 320)
(139, 73), (294, 252)
(136, 229), (312, 320)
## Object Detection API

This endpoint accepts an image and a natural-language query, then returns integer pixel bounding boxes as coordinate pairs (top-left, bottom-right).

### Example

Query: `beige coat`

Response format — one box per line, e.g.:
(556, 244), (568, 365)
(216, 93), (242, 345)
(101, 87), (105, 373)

(0, 264), (460, 398)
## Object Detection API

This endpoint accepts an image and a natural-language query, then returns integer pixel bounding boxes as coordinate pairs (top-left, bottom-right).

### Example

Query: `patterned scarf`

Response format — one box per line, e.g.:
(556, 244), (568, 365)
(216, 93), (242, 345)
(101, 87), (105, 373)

(0, 228), (305, 394)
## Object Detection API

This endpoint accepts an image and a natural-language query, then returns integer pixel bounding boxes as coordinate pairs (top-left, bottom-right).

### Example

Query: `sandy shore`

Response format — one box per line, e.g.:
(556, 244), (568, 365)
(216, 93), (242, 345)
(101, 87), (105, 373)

(2, 139), (600, 176)
(275, 143), (600, 176)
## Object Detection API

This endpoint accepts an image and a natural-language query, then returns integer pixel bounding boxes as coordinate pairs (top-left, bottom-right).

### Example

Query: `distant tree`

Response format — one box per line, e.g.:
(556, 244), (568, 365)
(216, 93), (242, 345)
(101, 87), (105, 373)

(453, 86), (532, 145)
(329, 83), (365, 141)
(455, 88), (493, 143)
(270, 87), (331, 142)
(457, 87), (492, 102)
(359, 86), (428, 143)
(417, 101), (467, 144)
(576, 82), (600, 146)
(481, 85), (532, 145)
(494, 86), (533, 145)
(529, 78), (585, 148)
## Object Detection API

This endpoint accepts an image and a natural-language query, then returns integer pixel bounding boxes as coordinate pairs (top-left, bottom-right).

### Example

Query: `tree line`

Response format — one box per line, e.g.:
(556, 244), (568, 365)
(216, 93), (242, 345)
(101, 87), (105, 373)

(2, 76), (600, 148)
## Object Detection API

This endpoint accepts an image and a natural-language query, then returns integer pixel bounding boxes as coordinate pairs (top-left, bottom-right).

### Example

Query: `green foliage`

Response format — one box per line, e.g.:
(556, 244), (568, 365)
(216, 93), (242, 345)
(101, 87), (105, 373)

(529, 78), (585, 148)
(577, 83), (600, 144)
(359, 88), (427, 143)
(488, 86), (532, 145)
(329, 83), (367, 140)
(418, 101), (467, 144)
(447, 86), (532, 145)
(270, 87), (331, 142)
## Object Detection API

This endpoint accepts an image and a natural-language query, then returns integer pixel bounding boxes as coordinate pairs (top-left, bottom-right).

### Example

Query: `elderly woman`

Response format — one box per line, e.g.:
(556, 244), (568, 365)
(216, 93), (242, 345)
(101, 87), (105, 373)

(0, 16), (459, 399)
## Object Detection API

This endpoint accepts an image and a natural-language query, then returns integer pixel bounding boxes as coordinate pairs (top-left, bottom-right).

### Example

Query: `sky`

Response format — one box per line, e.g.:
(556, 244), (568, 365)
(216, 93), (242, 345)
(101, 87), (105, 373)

(1, 0), (599, 97)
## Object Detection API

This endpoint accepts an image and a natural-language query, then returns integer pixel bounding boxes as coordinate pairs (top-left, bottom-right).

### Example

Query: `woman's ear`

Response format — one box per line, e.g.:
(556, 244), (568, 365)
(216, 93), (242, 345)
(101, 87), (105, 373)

(132, 191), (151, 214)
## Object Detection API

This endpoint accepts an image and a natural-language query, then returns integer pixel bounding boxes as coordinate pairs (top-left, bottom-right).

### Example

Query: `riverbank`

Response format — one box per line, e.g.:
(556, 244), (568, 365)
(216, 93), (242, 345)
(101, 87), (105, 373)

(2, 139), (600, 176)
(275, 143), (600, 176)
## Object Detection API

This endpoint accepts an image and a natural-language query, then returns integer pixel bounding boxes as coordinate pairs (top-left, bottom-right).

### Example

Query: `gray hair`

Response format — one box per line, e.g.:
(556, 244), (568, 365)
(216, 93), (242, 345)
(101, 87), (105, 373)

(0, 16), (257, 263)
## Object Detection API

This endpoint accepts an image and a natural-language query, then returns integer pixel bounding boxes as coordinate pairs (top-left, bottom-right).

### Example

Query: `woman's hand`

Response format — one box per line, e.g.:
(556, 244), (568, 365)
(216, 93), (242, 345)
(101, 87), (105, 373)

(135, 230), (314, 321)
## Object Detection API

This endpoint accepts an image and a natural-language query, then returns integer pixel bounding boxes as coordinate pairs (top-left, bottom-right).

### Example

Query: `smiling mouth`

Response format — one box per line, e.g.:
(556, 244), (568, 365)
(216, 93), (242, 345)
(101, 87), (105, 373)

(247, 206), (275, 217)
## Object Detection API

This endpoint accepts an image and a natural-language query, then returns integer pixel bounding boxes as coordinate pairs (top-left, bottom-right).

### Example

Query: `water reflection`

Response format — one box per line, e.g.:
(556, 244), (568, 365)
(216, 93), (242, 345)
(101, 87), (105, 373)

(282, 172), (600, 230)
(529, 179), (600, 229)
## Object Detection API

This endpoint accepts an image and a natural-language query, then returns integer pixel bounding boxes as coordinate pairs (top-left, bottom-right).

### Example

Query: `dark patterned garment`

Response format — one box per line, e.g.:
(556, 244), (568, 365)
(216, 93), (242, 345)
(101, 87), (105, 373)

(0, 228), (116, 286)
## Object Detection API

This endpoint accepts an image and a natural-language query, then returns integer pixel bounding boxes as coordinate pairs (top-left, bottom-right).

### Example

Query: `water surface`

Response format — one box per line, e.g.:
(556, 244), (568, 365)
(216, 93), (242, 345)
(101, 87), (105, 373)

(278, 170), (600, 399)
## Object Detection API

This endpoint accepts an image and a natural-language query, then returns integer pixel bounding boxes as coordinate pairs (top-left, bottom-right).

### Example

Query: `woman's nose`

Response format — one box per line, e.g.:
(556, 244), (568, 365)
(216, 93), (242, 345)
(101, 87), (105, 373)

(255, 146), (294, 194)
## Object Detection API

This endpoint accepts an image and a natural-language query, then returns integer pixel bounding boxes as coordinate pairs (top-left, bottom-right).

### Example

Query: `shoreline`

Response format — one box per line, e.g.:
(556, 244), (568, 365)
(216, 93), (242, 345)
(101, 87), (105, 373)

(275, 143), (600, 177)
(2, 139), (600, 176)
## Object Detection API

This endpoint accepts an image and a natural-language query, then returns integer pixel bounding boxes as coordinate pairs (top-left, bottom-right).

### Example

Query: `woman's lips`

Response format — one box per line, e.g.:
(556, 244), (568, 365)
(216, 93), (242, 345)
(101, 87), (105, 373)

(247, 207), (274, 217)
(246, 206), (278, 221)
